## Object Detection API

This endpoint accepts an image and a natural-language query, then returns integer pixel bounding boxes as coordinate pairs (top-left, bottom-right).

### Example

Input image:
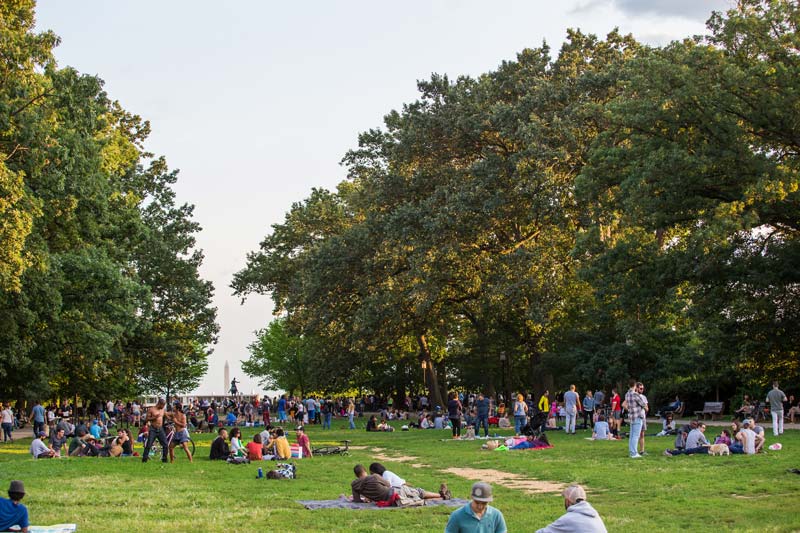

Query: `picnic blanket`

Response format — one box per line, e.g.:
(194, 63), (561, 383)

(298, 498), (469, 510)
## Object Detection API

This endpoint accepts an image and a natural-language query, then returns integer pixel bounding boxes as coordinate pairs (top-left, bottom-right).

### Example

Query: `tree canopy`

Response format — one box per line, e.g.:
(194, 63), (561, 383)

(0, 0), (218, 402)
(234, 0), (799, 405)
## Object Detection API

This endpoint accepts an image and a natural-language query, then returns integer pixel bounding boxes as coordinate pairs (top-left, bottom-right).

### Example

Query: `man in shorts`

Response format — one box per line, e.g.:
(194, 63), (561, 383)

(168, 401), (193, 462)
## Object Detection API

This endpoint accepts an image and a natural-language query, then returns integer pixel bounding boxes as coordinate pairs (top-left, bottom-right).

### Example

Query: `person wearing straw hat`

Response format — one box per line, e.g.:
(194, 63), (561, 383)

(445, 482), (507, 533)
(535, 484), (607, 533)
(0, 480), (28, 532)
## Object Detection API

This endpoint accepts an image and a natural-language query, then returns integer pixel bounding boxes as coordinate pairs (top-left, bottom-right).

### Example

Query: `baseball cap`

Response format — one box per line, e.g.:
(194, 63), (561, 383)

(470, 482), (493, 502)
(38, 431), (47, 438)
(562, 484), (586, 504)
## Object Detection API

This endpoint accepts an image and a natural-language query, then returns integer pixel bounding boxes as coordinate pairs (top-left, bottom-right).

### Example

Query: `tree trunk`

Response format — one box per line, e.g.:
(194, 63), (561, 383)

(417, 333), (445, 409)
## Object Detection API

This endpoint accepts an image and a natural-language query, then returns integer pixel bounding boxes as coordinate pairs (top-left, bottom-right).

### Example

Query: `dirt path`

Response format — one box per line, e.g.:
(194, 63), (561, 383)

(443, 467), (566, 495)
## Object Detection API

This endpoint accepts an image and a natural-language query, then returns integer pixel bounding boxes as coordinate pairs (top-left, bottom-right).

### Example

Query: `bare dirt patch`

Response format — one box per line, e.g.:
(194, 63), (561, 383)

(444, 467), (566, 495)
(372, 453), (420, 463)
(348, 446), (369, 450)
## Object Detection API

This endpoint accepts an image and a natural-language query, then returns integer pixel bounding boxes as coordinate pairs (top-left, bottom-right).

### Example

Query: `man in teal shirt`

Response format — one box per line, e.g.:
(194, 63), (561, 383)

(446, 482), (507, 533)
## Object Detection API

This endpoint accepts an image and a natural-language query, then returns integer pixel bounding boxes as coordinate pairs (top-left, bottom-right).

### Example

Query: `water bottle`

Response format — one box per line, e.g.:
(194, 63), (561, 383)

(257, 467), (263, 479)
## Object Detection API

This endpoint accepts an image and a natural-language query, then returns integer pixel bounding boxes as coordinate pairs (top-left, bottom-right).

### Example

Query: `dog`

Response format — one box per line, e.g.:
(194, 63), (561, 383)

(709, 443), (730, 456)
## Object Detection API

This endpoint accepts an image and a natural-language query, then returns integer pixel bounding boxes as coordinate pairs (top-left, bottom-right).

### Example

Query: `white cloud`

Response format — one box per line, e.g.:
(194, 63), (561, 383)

(576, 0), (733, 21)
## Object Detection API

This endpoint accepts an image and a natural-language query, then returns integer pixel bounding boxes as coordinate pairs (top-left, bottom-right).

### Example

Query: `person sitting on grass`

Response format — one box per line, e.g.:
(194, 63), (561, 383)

(225, 411), (238, 427)
(266, 427), (291, 460)
(229, 427), (245, 457)
(535, 484), (607, 533)
(0, 480), (28, 533)
(715, 429), (732, 447)
(366, 415), (378, 432)
(209, 428), (231, 460)
(377, 419), (394, 432)
(749, 419), (766, 453)
(592, 415), (612, 440)
(445, 482), (507, 533)
(246, 433), (264, 461)
(368, 462), (450, 500)
(733, 419), (757, 454)
(296, 427), (312, 458)
(50, 427), (68, 457)
(664, 422), (711, 456)
(30, 431), (55, 459)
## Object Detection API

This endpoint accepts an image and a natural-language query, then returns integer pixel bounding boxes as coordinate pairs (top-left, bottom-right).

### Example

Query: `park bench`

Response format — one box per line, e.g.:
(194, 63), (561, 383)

(694, 402), (724, 420)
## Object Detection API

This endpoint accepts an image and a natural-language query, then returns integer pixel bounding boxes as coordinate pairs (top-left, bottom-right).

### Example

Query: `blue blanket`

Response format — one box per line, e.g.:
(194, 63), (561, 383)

(298, 498), (469, 510)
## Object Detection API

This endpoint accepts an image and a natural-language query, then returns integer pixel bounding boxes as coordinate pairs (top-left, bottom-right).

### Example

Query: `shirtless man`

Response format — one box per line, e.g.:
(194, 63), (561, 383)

(167, 401), (193, 463)
(142, 398), (169, 463)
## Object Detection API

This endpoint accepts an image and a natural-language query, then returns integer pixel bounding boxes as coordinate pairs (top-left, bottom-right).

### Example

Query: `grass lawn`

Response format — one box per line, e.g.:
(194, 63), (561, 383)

(1, 420), (798, 532)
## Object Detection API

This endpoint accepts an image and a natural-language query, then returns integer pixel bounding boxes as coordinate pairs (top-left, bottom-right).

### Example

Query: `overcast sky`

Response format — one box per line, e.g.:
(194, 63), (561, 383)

(34, 0), (732, 396)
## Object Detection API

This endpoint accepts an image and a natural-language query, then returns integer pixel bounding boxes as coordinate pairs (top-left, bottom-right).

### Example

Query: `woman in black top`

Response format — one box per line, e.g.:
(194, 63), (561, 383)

(447, 392), (463, 439)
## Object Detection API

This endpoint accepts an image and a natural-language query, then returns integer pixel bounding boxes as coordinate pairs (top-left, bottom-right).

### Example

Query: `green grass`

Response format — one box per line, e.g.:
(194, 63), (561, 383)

(1, 421), (799, 532)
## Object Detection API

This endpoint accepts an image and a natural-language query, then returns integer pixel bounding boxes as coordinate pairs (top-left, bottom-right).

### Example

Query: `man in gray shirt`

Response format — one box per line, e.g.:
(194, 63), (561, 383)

(767, 382), (787, 436)
(564, 385), (580, 435)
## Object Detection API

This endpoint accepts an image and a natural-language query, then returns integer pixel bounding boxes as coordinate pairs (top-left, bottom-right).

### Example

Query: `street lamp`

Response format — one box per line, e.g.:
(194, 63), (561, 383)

(499, 351), (507, 403)
(421, 360), (427, 388)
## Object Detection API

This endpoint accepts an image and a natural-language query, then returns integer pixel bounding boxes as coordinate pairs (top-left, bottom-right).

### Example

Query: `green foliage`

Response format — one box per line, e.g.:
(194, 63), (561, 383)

(0, 0), (217, 401)
(233, 1), (799, 403)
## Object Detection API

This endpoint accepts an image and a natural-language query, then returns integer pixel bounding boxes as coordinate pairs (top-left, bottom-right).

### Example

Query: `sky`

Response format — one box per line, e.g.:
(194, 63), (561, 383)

(34, 0), (732, 396)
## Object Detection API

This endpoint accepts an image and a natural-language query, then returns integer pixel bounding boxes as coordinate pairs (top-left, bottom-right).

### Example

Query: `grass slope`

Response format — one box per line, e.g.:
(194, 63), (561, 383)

(1, 421), (798, 532)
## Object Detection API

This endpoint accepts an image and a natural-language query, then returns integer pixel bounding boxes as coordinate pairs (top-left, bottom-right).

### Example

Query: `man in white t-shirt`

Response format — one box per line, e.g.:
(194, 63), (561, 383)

(368, 462), (449, 500)
(737, 420), (757, 455)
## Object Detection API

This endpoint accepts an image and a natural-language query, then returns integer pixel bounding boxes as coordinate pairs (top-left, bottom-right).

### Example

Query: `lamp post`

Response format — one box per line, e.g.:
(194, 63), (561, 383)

(499, 351), (507, 404)
(421, 360), (427, 388)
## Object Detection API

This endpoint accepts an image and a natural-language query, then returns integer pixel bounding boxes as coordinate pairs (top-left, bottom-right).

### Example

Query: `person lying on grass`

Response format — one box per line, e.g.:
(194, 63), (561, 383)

(349, 464), (427, 507)
(368, 462), (450, 500)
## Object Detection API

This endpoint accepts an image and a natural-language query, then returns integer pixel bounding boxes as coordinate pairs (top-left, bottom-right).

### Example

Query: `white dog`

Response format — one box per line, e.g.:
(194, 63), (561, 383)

(709, 443), (730, 456)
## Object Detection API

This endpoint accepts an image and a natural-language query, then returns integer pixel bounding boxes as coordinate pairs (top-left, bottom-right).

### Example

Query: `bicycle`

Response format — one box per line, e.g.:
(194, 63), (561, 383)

(312, 439), (351, 456)
(145, 424), (196, 460)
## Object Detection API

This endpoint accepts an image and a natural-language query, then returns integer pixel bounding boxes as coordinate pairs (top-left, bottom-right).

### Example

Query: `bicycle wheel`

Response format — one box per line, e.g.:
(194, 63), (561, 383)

(312, 446), (335, 456)
(148, 442), (162, 459)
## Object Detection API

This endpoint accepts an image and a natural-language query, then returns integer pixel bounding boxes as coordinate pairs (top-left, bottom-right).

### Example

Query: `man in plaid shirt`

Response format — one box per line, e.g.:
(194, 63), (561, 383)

(625, 379), (647, 458)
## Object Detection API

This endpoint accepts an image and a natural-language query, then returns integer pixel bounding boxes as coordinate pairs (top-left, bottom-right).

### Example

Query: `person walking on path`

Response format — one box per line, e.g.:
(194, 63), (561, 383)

(625, 379), (647, 458)
(767, 381), (788, 437)
(30, 401), (46, 437)
(1, 403), (14, 443)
